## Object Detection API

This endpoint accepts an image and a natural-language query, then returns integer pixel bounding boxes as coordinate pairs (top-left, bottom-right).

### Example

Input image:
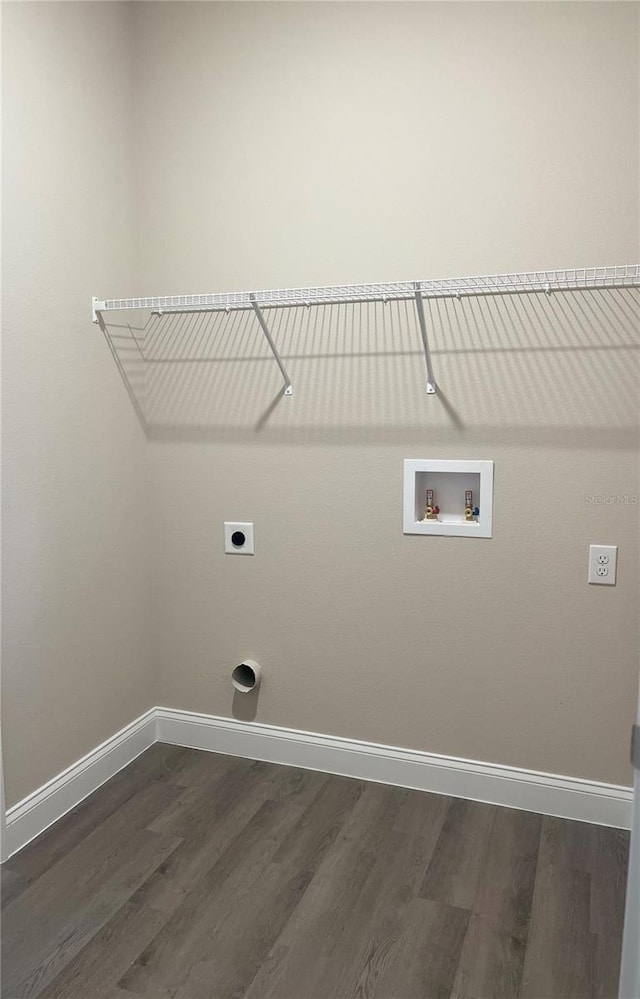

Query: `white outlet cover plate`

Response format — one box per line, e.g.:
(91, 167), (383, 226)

(588, 544), (617, 585)
(224, 522), (255, 555)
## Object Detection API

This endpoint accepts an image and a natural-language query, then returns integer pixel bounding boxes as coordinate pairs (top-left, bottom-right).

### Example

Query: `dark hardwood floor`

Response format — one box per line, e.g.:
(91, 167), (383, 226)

(0, 745), (629, 998)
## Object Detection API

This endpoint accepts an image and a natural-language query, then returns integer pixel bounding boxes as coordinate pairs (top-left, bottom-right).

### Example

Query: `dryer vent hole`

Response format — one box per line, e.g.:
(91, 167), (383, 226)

(232, 663), (257, 691)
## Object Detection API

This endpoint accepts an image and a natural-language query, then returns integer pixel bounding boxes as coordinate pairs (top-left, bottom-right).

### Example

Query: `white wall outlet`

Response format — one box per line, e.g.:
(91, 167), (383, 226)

(224, 522), (254, 555)
(588, 545), (617, 585)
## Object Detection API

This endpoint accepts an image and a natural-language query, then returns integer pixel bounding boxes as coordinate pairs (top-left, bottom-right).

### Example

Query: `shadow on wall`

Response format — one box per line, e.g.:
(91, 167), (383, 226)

(232, 688), (259, 723)
(98, 289), (640, 448)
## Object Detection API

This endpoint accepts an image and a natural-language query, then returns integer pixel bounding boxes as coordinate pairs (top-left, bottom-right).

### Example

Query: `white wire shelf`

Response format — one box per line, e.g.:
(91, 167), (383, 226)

(92, 264), (640, 398)
(93, 265), (640, 317)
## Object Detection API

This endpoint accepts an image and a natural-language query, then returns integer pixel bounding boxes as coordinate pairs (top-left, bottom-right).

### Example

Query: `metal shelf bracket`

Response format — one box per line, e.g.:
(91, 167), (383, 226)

(413, 282), (437, 395)
(249, 294), (293, 396)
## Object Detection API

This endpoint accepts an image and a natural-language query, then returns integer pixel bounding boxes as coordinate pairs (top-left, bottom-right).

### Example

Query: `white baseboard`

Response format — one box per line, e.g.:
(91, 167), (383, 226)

(3, 706), (632, 861)
(3, 708), (157, 861)
(157, 708), (633, 830)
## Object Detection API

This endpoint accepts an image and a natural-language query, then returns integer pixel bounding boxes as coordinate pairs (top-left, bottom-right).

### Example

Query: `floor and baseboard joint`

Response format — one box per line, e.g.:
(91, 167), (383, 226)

(2, 706), (632, 861)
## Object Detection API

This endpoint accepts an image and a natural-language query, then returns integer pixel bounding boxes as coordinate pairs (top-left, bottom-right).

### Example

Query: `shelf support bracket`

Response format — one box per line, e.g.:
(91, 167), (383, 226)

(250, 294), (293, 396)
(413, 282), (437, 395)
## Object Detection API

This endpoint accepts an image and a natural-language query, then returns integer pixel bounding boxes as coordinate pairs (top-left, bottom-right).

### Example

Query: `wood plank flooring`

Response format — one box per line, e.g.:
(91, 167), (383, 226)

(1, 745), (629, 998)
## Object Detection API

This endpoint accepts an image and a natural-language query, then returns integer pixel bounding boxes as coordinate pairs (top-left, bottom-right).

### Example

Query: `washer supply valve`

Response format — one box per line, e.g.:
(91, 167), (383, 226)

(425, 488), (440, 521)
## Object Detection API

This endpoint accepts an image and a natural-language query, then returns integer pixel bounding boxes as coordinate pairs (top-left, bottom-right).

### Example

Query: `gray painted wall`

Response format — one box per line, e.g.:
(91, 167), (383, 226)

(137, 1), (639, 786)
(2, 2), (638, 806)
(2, 2), (154, 806)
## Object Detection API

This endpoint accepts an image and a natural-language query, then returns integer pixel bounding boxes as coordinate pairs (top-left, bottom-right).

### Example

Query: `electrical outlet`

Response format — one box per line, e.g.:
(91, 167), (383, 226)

(588, 545), (617, 585)
(224, 522), (255, 555)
